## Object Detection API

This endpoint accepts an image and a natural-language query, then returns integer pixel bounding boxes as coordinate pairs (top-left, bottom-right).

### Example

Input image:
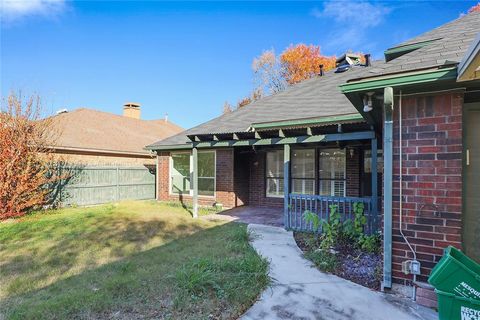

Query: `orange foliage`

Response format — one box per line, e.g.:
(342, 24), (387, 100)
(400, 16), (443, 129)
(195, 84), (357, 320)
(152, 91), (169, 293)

(0, 94), (62, 219)
(468, 2), (480, 13)
(280, 44), (336, 85)
(237, 96), (252, 108)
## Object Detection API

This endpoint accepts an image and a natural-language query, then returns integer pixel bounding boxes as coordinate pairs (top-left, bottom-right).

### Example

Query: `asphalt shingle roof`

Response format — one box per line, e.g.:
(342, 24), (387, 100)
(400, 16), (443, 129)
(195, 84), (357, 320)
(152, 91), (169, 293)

(148, 64), (372, 148)
(51, 108), (183, 154)
(359, 11), (480, 78)
(148, 12), (480, 149)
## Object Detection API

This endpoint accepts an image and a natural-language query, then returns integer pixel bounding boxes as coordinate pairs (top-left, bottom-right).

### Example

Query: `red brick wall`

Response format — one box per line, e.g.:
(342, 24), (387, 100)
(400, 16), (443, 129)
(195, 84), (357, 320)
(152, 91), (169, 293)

(249, 151), (284, 207)
(391, 92), (463, 284)
(346, 147), (361, 197)
(156, 149), (236, 208)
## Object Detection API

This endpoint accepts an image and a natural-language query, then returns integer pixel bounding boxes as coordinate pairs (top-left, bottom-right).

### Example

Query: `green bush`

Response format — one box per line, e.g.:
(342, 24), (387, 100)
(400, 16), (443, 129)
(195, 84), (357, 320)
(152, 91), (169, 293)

(319, 205), (343, 250)
(303, 210), (321, 233)
(358, 232), (381, 254)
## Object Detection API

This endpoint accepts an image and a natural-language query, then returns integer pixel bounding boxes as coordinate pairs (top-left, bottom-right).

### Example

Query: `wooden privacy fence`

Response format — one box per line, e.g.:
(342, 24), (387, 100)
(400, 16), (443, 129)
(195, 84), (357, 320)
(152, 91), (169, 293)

(55, 166), (156, 206)
(286, 194), (377, 235)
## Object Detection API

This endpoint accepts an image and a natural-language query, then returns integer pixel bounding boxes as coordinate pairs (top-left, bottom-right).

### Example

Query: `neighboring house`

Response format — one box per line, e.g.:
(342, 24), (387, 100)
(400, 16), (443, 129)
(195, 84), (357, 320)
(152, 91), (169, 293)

(50, 103), (182, 166)
(147, 11), (480, 304)
(49, 103), (183, 206)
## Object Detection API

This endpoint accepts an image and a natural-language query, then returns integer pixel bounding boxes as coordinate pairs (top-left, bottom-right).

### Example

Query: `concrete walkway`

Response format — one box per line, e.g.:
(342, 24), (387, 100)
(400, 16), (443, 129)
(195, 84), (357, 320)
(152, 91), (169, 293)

(242, 224), (438, 320)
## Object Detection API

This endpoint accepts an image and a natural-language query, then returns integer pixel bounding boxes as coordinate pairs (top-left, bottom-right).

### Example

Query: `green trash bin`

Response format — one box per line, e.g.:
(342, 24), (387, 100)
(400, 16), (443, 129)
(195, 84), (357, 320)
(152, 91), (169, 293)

(429, 246), (480, 300)
(436, 290), (480, 320)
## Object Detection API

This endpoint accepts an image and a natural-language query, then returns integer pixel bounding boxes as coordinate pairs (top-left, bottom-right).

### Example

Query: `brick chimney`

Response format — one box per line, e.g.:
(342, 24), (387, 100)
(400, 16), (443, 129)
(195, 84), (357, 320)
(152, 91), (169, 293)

(123, 102), (141, 119)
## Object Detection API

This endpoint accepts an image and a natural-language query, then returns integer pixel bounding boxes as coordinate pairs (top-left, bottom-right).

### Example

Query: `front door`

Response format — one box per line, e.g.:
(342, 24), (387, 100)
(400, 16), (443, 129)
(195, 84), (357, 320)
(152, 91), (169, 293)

(464, 103), (480, 263)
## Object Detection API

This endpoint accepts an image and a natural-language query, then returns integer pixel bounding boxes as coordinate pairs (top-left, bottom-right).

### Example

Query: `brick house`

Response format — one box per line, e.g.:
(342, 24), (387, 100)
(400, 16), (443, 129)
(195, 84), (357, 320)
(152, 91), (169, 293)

(148, 12), (480, 300)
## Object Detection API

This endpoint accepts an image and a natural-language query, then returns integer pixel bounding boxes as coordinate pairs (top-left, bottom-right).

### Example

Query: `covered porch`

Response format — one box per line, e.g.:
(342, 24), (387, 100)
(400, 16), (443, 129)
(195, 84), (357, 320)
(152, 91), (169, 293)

(189, 119), (380, 233)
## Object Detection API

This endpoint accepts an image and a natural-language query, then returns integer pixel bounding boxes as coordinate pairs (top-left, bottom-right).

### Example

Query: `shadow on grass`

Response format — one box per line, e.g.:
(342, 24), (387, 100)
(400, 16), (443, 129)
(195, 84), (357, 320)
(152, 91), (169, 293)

(0, 205), (205, 295)
(0, 221), (269, 320)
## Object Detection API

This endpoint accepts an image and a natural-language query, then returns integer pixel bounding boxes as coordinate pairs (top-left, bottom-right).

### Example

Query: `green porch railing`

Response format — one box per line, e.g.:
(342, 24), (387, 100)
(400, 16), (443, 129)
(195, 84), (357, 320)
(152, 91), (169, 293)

(54, 166), (155, 206)
(287, 194), (376, 234)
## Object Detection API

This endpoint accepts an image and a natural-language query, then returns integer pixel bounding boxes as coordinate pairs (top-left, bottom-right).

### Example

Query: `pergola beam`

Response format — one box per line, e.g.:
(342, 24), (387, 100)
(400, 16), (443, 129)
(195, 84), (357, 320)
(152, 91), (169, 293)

(192, 131), (375, 148)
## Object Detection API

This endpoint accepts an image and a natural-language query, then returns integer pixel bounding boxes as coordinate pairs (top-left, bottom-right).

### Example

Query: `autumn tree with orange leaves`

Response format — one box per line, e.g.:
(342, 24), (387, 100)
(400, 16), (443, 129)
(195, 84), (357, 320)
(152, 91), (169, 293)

(468, 2), (480, 13)
(252, 44), (336, 95)
(280, 44), (336, 85)
(0, 94), (63, 219)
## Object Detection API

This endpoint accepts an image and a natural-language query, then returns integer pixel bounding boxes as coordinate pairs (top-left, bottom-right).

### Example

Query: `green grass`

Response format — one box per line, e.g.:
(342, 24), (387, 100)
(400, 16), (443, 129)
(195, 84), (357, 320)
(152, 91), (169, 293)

(0, 201), (269, 319)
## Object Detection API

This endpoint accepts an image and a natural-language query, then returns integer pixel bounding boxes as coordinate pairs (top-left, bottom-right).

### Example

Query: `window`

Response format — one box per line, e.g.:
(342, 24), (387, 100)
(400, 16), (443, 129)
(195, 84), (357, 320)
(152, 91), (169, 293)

(198, 152), (215, 196)
(171, 153), (190, 194)
(318, 149), (346, 197)
(266, 150), (284, 197)
(170, 151), (216, 196)
(364, 150), (384, 174)
(291, 149), (315, 194)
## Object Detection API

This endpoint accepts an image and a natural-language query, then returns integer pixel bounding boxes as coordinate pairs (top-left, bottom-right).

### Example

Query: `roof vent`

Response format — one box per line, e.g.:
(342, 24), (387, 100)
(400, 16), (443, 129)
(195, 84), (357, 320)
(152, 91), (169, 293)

(364, 54), (371, 67)
(335, 64), (351, 73)
(335, 53), (361, 73)
(56, 108), (68, 115)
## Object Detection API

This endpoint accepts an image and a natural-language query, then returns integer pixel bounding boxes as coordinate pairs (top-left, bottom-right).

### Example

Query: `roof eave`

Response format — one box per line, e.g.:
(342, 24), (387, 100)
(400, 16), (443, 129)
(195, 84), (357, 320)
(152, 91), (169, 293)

(145, 143), (193, 151)
(250, 114), (365, 131)
(340, 66), (458, 94)
(457, 33), (480, 82)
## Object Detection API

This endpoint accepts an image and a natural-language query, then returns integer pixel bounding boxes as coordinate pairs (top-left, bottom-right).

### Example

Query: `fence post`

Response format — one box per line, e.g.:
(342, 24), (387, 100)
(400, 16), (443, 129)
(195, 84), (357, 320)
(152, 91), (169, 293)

(116, 166), (120, 201)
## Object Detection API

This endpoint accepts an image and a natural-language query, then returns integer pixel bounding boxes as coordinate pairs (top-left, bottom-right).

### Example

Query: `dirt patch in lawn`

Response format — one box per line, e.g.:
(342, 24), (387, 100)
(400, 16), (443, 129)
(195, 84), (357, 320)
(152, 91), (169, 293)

(294, 232), (382, 290)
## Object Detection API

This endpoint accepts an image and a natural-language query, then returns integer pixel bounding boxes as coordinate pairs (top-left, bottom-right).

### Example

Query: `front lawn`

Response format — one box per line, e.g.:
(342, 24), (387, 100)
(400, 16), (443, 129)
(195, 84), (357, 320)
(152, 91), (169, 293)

(0, 201), (269, 320)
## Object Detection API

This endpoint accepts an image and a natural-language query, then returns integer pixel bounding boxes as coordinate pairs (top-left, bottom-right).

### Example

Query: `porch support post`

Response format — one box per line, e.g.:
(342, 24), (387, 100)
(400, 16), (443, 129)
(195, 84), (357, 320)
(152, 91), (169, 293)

(371, 137), (378, 232)
(192, 147), (199, 218)
(283, 144), (290, 229)
(382, 86), (394, 290)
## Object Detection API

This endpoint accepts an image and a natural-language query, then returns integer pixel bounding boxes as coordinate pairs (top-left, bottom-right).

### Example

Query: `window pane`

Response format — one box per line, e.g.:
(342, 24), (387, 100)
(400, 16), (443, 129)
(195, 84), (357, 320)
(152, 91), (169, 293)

(334, 180), (345, 197)
(292, 149), (315, 179)
(319, 180), (332, 196)
(364, 150), (384, 173)
(318, 149), (346, 197)
(198, 152), (215, 178)
(266, 150), (284, 178)
(319, 149), (345, 179)
(292, 179), (315, 195)
(171, 153), (190, 194)
(198, 178), (215, 196)
(172, 153), (190, 176)
(266, 178), (284, 197)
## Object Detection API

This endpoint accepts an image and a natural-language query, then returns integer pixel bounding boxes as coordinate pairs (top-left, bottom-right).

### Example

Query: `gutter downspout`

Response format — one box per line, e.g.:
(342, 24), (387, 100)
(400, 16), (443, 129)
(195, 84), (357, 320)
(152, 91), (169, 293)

(382, 86), (394, 290)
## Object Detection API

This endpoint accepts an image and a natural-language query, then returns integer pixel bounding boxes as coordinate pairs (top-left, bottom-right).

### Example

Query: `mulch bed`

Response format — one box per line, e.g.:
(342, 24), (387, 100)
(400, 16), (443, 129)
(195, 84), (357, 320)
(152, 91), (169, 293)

(294, 232), (382, 290)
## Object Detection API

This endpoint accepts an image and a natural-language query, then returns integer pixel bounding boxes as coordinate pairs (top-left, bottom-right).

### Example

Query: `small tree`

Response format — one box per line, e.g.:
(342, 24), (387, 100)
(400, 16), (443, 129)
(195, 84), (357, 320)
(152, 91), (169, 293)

(0, 93), (61, 219)
(222, 101), (233, 114)
(280, 44), (336, 85)
(252, 49), (287, 95)
(468, 2), (480, 13)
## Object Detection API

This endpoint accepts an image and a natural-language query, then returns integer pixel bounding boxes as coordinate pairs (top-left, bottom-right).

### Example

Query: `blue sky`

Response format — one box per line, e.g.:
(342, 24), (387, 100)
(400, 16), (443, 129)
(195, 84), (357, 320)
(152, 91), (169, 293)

(1, 1), (476, 129)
